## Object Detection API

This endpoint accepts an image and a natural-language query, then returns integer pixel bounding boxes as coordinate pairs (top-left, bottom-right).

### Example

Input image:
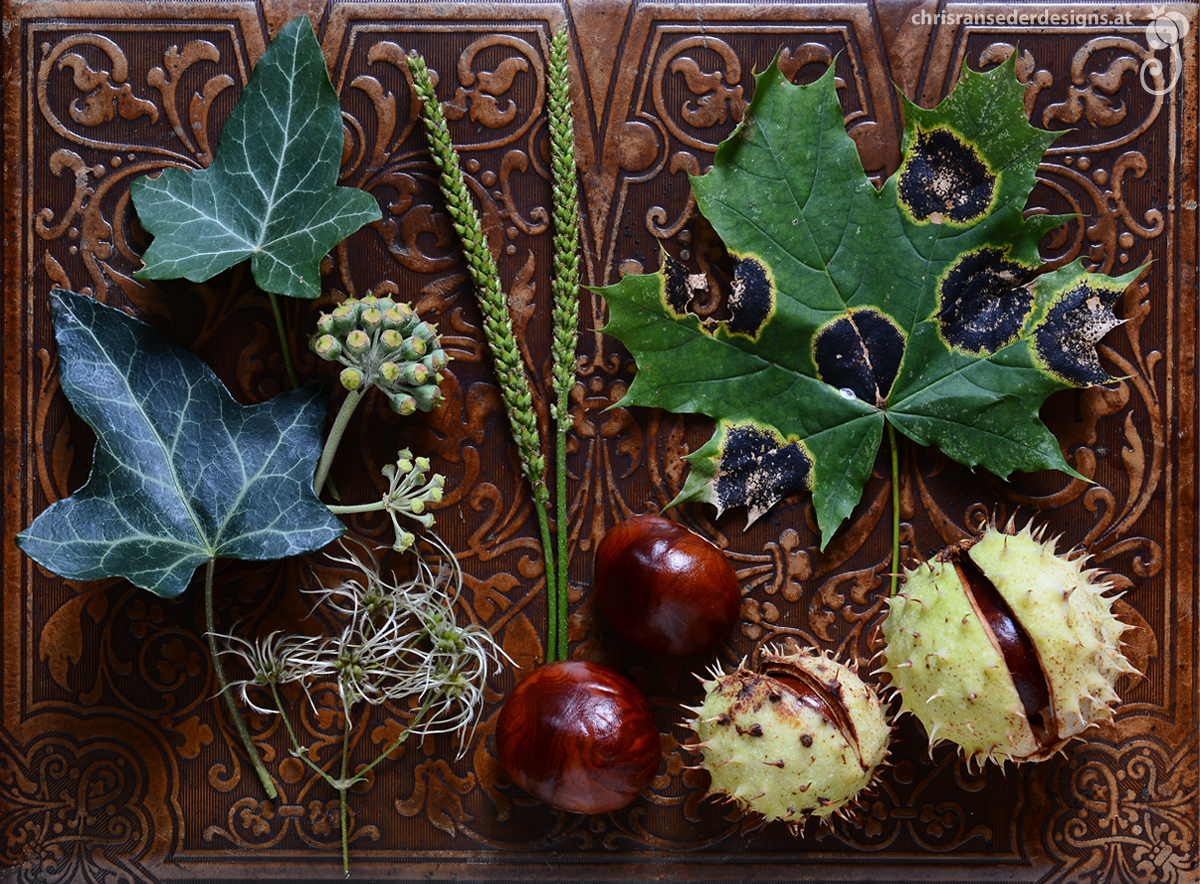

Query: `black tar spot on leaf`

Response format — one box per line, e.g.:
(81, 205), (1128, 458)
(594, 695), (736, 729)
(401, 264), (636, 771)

(898, 128), (996, 224)
(728, 256), (773, 338)
(813, 308), (906, 405)
(939, 248), (1036, 354)
(715, 423), (813, 517)
(1034, 282), (1123, 386)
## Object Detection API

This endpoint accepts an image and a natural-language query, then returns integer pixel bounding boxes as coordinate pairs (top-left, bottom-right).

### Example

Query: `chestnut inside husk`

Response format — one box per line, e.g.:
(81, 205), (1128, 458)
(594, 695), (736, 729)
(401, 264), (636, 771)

(881, 522), (1139, 767)
(687, 649), (889, 831)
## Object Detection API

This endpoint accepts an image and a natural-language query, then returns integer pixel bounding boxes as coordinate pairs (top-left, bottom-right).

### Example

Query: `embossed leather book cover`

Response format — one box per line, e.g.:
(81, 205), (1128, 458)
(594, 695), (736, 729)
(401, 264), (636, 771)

(1, 1), (1196, 881)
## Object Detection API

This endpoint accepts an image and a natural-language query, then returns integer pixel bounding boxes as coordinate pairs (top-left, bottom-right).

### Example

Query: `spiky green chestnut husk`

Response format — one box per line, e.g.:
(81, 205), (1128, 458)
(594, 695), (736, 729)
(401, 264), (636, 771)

(688, 650), (889, 832)
(881, 521), (1139, 768)
(310, 294), (449, 410)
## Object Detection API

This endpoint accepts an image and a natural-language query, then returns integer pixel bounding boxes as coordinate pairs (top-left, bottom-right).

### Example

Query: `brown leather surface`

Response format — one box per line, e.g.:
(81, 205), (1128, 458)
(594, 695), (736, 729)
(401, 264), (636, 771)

(1, 0), (1196, 880)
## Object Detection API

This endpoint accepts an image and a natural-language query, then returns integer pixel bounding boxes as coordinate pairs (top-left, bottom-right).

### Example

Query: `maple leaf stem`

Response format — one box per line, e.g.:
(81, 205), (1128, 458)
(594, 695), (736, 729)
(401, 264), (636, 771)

(266, 289), (301, 390)
(204, 559), (278, 798)
(888, 422), (900, 598)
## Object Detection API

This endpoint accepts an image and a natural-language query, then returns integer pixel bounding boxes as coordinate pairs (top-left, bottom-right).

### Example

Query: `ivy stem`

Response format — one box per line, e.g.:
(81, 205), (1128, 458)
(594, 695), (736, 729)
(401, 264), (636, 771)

(326, 501), (385, 515)
(204, 559), (277, 798)
(266, 291), (301, 389)
(887, 422), (901, 598)
(314, 387), (365, 494)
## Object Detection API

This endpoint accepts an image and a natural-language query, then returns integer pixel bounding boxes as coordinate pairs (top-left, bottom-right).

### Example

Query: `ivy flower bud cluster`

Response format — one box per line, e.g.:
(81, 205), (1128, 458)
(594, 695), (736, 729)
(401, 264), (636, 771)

(381, 449), (446, 552)
(310, 293), (449, 415)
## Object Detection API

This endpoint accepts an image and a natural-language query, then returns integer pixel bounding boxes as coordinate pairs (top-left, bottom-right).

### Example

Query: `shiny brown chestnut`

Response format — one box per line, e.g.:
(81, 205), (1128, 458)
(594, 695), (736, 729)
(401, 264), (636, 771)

(495, 660), (660, 814)
(594, 514), (740, 656)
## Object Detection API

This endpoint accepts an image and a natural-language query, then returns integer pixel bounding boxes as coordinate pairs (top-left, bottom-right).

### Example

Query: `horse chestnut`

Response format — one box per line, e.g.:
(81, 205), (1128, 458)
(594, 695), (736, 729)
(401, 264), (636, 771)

(594, 515), (740, 656)
(496, 660), (661, 813)
(687, 648), (890, 831)
(881, 521), (1138, 767)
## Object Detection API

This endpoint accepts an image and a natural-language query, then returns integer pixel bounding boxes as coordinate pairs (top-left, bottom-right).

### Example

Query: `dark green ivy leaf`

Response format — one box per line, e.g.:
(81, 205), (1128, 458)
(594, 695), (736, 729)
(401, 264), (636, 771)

(131, 16), (380, 299)
(599, 55), (1138, 548)
(16, 289), (345, 598)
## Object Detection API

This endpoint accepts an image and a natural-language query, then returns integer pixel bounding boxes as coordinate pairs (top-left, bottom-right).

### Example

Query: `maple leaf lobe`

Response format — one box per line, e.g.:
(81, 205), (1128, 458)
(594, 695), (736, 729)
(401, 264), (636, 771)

(674, 421), (814, 524)
(717, 423), (814, 521)
(1033, 281), (1125, 386)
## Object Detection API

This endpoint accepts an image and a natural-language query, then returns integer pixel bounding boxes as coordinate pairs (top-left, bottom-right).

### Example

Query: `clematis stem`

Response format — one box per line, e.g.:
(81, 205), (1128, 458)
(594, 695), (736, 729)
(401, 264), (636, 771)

(267, 290), (301, 389)
(339, 701), (352, 877)
(888, 422), (900, 598)
(204, 559), (277, 798)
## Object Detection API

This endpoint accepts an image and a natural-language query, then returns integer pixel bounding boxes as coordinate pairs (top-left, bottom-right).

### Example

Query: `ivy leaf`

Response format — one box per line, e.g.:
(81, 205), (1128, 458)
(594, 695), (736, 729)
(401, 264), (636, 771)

(16, 289), (345, 598)
(599, 56), (1137, 547)
(131, 16), (380, 299)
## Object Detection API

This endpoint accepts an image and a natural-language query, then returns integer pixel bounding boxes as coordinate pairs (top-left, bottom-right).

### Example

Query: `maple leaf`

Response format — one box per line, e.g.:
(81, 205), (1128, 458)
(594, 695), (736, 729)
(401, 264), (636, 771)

(599, 56), (1137, 548)
(131, 16), (380, 299)
(16, 289), (344, 598)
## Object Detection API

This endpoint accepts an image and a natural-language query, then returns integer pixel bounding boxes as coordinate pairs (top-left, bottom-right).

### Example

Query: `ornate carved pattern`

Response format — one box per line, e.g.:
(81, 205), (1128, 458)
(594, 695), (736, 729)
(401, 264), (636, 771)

(1044, 737), (1199, 882)
(2, 2), (1194, 880)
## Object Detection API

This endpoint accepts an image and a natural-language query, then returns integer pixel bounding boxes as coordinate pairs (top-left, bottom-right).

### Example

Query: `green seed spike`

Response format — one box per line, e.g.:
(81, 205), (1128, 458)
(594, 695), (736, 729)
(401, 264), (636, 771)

(411, 49), (560, 656)
(548, 23), (581, 430)
(409, 52), (545, 487)
(543, 22), (583, 664)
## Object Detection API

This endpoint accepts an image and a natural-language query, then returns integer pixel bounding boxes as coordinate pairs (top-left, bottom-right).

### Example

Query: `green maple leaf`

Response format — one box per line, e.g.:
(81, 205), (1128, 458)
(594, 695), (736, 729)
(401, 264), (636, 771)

(600, 56), (1137, 548)
(16, 289), (345, 597)
(131, 16), (380, 299)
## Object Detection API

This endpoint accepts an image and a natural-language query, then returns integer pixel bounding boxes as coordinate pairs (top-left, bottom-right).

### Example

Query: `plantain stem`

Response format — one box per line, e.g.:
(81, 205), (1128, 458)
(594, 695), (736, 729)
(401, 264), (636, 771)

(411, 51), (567, 662)
(548, 24), (581, 663)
